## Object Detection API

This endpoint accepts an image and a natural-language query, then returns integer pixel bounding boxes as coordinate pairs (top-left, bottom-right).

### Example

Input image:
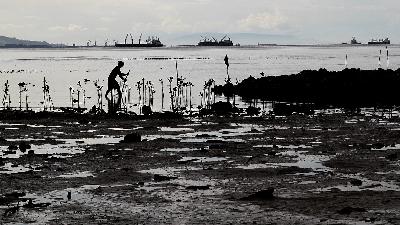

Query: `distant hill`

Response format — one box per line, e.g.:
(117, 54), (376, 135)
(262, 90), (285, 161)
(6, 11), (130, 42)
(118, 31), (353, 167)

(0, 35), (52, 47)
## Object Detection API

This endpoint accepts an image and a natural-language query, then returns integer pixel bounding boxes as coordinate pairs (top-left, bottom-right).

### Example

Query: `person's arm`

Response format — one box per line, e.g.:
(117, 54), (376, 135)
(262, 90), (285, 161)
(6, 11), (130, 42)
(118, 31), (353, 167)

(118, 69), (129, 82)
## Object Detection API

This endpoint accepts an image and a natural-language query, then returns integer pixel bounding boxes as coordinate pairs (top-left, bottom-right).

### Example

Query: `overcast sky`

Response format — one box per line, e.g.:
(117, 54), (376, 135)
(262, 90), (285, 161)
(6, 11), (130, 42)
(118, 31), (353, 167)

(0, 0), (399, 45)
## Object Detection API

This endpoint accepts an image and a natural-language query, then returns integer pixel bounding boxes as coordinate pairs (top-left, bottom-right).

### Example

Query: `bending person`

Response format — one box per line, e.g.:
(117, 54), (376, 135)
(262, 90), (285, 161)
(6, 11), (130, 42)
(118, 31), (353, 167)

(105, 61), (129, 109)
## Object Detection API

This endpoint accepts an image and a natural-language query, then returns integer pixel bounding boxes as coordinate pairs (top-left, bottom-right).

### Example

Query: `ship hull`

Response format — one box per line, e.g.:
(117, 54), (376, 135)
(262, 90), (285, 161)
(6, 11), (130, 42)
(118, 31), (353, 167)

(368, 42), (390, 45)
(115, 43), (164, 48)
(197, 42), (233, 47)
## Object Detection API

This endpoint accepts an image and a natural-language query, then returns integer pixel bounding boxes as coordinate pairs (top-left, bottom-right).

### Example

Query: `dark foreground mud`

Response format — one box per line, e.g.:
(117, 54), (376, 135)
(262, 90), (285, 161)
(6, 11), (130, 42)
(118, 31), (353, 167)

(1, 110), (400, 224)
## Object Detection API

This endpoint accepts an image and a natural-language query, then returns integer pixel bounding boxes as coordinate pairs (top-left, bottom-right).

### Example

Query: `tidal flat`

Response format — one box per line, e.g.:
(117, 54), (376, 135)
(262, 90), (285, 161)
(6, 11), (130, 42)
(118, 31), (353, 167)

(0, 111), (400, 224)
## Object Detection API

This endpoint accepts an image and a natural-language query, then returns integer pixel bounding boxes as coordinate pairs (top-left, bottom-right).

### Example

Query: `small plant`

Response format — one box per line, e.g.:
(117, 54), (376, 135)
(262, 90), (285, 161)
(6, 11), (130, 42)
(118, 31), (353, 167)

(94, 79), (103, 110)
(42, 77), (53, 111)
(2, 80), (11, 109)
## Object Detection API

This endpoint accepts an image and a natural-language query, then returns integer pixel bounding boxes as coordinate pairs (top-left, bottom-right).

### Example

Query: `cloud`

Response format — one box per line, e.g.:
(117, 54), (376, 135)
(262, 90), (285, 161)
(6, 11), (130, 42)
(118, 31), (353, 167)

(48, 24), (88, 32)
(238, 11), (287, 31)
(160, 16), (191, 33)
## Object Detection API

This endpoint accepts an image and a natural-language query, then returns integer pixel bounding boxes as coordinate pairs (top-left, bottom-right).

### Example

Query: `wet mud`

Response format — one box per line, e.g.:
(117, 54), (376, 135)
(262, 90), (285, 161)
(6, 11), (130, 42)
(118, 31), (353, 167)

(1, 111), (400, 224)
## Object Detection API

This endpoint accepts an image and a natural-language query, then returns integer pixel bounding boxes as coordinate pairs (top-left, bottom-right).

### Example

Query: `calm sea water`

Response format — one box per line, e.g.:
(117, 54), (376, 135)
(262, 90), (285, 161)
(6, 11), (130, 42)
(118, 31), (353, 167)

(0, 45), (399, 112)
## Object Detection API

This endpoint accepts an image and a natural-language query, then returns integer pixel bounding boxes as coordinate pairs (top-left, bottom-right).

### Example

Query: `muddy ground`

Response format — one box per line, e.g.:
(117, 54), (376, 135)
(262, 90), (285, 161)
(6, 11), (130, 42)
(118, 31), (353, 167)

(0, 110), (400, 224)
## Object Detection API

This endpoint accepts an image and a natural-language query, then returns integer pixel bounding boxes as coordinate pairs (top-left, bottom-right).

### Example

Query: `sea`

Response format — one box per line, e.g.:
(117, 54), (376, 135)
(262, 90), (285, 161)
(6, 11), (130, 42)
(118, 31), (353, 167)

(0, 45), (399, 113)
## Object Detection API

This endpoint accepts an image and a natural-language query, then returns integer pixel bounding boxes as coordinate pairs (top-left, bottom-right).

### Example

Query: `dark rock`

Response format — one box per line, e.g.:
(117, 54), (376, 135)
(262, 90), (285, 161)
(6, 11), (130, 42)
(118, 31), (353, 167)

(78, 118), (90, 125)
(8, 145), (18, 150)
(4, 192), (26, 199)
(350, 179), (363, 186)
(142, 105), (152, 116)
(28, 150), (35, 155)
(246, 106), (261, 116)
(273, 103), (315, 116)
(153, 174), (177, 182)
(337, 206), (367, 215)
(276, 166), (311, 175)
(266, 150), (278, 156)
(19, 142), (31, 152)
(186, 185), (210, 191)
(241, 187), (275, 201)
(206, 140), (225, 144)
(372, 143), (385, 149)
(121, 133), (141, 143)
(211, 101), (233, 115)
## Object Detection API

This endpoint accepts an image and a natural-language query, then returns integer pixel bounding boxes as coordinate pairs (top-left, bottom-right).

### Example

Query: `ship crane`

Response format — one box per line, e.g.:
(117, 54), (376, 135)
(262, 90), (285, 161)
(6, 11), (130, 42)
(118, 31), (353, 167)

(87, 40), (92, 47)
(139, 33), (142, 44)
(125, 34), (129, 44)
(212, 37), (218, 43)
(221, 35), (227, 42)
(130, 33), (134, 44)
(105, 39), (109, 47)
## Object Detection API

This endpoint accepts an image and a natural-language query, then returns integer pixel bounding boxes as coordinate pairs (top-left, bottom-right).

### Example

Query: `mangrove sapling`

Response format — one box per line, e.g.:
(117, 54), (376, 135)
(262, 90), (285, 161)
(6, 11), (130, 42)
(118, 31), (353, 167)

(42, 78), (54, 111)
(159, 79), (164, 109)
(168, 77), (175, 111)
(94, 79), (103, 110)
(387, 47), (390, 69)
(136, 81), (142, 107)
(2, 80), (11, 109)
(76, 81), (82, 109)
(188, 82), (193, 112)
(18, 82), (27, 110)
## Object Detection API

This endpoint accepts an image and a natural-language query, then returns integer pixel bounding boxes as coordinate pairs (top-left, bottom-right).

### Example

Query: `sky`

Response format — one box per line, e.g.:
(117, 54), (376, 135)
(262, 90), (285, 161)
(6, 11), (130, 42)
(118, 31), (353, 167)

(0, 0), (399, 45)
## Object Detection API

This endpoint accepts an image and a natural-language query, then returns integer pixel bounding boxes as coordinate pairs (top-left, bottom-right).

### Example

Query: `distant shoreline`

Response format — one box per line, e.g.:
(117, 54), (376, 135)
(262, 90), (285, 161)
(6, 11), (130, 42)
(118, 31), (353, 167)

(0, 43), (397, 50)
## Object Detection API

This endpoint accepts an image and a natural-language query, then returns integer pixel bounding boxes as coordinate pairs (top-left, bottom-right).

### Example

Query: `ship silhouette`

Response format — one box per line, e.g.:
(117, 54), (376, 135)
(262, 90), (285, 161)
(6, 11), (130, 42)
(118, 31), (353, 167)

(115, 34), (164, 47)
(368, 38), (390, 45)
(197, 35), (233, 46)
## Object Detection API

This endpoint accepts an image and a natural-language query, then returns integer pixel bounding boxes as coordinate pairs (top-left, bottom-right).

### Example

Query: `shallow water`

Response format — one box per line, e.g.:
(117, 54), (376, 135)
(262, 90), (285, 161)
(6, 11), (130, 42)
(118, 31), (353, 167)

(1, 45), (399, 113)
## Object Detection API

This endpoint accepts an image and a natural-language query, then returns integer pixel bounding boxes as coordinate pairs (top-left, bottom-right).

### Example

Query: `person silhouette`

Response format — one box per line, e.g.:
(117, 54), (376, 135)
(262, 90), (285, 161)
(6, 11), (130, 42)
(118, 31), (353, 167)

(105, 61), (129, 110)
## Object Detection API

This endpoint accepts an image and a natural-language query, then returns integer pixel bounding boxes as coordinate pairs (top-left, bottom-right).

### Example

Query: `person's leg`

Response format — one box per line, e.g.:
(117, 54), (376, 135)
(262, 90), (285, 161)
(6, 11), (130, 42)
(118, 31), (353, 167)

(105, 89), (111, 100)
(116, 88), (122, 109)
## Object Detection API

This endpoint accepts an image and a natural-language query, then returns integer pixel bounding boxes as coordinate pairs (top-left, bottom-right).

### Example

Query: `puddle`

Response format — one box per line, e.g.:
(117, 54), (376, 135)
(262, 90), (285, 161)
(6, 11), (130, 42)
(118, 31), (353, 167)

(80, 129), (97, 133)
(180, 137), (245, 143)
(108, 127), (140, 131)
(273, 151), (332, 172)
(58, 171), (95, 178)
(145, 134), (245, 143)
(160, 148), (200, 152)
(253, 144), (312, 149)
(236, 150), (331, 172)
(139, 166), (203, 176)
(27, 124), (63, 128)
(315, 174), (400, 192)
(372, 143), (400, 151)
(0, 135), (122, 159)
(178, 157), (228, 163)
(0, 123), (25, 126)
(298, 181), (317, 185)
(160, 127), (194, 132)
(0, 162), (33, 174)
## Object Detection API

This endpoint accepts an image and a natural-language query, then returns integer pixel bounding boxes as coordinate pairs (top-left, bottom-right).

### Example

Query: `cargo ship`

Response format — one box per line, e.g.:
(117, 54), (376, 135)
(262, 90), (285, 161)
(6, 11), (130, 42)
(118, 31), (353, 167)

(115, 34), (164, 47)
(197, 35), (233, 46)
(368, 38), (390, 45)
(350, 37), (361, 44)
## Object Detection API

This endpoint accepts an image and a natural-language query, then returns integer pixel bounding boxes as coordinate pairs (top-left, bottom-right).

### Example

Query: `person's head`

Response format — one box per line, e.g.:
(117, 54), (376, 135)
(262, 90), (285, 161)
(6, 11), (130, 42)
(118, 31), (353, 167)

(118, 61), (124, 68)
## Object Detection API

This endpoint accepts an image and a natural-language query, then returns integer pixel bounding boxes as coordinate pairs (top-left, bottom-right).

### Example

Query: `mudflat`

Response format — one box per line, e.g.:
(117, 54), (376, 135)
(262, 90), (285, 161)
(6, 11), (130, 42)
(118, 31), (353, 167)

(0, 111), (399, 224)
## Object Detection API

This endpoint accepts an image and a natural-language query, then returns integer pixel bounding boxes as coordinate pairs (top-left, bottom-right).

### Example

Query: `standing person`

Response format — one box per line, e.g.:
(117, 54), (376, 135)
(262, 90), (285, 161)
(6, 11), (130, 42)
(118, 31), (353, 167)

(105, 61), (129, 110)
